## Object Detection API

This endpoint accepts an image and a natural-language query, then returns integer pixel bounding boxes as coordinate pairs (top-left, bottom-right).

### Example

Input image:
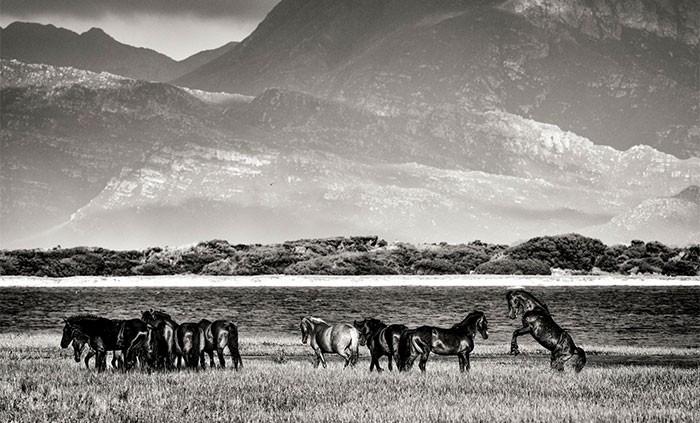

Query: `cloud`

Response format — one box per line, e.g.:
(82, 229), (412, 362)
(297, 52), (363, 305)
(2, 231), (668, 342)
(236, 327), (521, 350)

(2, 0), (280, 20)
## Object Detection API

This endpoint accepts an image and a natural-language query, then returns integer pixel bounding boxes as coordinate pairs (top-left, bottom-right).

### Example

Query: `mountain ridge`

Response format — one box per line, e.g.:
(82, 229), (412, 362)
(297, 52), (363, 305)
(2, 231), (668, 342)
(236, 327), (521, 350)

(0, 22), (237, 82)
(176, 0), (699, 159)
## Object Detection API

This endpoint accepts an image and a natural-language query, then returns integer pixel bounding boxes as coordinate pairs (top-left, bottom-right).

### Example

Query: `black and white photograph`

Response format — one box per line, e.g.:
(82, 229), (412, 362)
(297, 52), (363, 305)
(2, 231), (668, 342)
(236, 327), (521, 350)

(0, 0), (698, 421)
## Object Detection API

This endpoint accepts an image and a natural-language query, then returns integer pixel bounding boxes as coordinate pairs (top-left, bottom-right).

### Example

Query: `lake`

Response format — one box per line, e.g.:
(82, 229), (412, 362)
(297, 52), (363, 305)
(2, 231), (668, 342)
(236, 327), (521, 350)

(1, 280), (699, 349)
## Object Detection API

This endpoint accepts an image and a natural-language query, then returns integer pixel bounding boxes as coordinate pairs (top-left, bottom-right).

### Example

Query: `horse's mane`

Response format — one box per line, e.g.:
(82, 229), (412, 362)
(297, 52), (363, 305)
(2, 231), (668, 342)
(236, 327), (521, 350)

(66, 314), (103, 323)
(453, 311), (484, 328)
(152, 310), (173, 319)
(304, 316), (327, 324)
(508, 290), (549, 311)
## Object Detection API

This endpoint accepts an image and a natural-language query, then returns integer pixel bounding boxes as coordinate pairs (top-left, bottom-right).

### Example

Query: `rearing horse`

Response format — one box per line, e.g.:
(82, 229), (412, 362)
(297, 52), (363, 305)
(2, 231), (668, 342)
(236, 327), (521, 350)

(506, 290), (587, 373)
(398, 311), (489, 373)
(300, 316), (359, 369)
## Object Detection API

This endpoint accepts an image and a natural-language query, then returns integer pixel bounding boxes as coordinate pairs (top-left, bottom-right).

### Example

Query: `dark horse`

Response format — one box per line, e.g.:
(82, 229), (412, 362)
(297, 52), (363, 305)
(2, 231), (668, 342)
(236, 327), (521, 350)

(398, 311), (489, 373)
(506, 290), (586, 373)
(198, 319), (243, 370)
(174, 322), (206, 370)
(141, 310), (178, 370)
(61, 315), (148, 372)
(71, 331), (123, 369)
(353, 318), (407, 372)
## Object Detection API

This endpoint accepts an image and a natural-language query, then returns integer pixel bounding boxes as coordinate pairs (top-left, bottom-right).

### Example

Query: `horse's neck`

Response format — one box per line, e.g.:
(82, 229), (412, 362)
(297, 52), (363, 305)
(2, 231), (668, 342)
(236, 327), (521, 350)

(455, 317), (479, 337)
(311, 322), (330, 335)
(524, 296), (545, 312)
(367, 322), (386, 336)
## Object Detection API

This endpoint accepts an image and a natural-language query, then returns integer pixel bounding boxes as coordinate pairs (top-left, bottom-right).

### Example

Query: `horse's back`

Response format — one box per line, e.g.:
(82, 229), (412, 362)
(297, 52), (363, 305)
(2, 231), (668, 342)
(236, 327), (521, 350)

(326, 323), (359, 353)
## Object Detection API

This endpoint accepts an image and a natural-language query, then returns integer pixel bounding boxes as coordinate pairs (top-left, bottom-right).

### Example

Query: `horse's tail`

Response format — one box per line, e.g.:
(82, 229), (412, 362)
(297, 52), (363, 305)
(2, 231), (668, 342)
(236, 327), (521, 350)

(226, 322), (243, 370)
(573, 347), (587, 373)
(349, 327), (360, 366)
(398, 330), (413, 371)
(125, 329), (148, 369)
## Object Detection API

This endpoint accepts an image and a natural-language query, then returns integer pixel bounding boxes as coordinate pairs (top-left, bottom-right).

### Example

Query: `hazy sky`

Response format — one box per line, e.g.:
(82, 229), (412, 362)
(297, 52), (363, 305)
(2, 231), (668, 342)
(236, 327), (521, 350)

(0, 0), (280, 60)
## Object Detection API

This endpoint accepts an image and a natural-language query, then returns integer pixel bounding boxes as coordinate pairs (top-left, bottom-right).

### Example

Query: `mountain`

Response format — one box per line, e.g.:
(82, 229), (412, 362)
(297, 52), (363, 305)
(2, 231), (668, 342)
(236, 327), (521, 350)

(177, 42), (239, 77)
(176, 0), (699, 159)
(3, 59), (699, 249)
(0, 22), (236, 82)
(585, 186), (700, 245)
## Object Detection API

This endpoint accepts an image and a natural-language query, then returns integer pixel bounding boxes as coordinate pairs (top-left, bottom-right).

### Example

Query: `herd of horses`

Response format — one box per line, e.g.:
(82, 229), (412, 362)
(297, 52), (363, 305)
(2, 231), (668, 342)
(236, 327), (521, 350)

(61, 310), (242, 372)
(60, 289), (586, 374)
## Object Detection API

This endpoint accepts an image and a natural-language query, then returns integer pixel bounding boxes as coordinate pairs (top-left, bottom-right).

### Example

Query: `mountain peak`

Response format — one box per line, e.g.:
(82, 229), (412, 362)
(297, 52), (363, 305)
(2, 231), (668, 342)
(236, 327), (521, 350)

(82, 27), (111, 39)
(673, 185), (700, 204)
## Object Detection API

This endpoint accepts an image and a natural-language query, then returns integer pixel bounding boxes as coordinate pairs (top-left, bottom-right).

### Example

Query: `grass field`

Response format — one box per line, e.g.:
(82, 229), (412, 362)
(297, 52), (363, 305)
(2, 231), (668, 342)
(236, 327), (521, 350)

(1, 334), (698, 423)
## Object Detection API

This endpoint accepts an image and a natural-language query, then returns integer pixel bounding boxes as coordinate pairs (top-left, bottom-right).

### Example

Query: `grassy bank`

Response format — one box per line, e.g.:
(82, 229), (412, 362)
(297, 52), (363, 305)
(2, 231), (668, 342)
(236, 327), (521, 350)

(1, 334), (699, 422)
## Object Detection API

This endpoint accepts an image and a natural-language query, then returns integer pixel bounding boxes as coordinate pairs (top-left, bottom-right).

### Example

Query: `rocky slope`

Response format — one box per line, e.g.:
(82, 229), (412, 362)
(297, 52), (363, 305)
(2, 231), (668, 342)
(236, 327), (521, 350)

(177, 0), (699, 159)
(585, 186), (700, 245)
(4, 59), (698, 248)
(0, 22), (236, 81)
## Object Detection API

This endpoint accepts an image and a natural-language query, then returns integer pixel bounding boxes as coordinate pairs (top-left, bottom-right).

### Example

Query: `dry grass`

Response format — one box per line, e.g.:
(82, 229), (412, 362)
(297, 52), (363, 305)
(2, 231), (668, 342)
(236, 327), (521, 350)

(1, 334), (698, 422)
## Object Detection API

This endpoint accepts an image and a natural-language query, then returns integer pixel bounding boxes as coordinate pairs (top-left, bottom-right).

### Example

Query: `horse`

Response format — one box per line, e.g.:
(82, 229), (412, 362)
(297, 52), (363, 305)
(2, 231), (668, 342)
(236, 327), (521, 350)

(506, 290), (587, 373)
(61, 315), (148, 372)
(300, 316), (359, 368)
(70, 330), (123, 370)
(352, 318), (407, 372)
(174, 322), (206, 370)
(398, 311), (489, 373)
(198, 319), (243, 370)
(141, 310), (178, 370)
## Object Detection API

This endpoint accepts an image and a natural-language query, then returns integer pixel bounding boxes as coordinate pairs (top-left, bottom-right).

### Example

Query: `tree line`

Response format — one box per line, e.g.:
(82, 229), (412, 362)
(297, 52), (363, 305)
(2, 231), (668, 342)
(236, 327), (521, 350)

(1, 234), (698, 277)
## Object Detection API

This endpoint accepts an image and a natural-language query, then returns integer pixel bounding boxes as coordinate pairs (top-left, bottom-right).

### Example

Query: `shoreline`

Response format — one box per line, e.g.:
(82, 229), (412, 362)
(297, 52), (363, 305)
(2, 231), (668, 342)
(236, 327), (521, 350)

(1, 274), (699, 287)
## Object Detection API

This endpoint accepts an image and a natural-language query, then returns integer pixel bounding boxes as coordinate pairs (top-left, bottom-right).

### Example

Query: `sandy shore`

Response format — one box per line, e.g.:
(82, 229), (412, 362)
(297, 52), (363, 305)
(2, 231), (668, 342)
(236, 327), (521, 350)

(1, 274), (698, 287)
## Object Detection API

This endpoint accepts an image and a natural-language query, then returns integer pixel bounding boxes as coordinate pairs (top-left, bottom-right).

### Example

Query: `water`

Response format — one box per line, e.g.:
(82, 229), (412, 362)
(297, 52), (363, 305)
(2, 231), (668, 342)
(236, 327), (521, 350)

(1, 285), (699, 349)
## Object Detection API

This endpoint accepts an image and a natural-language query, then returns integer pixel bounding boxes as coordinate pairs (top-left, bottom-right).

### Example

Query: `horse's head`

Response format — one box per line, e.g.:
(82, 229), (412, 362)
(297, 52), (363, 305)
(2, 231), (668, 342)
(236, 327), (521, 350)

(507, 290), (548, 319)
(60, 319), (77, 349)
(476, 314), (489, 340)
(300, 318), (309, 344)
(71, 330), (88, 362)
(141, 310), (154, 323)
(353, 319), (368, 346)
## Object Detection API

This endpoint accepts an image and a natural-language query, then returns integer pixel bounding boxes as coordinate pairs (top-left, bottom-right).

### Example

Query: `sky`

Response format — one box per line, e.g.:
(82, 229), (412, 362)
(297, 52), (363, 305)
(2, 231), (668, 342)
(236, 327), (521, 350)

(0, 0), (280, 60)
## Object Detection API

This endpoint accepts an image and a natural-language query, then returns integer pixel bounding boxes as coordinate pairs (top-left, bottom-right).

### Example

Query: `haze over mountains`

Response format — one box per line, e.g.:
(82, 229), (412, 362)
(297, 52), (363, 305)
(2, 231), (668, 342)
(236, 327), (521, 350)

(1, 0), (699, 249)
(0, 22), (237, 82)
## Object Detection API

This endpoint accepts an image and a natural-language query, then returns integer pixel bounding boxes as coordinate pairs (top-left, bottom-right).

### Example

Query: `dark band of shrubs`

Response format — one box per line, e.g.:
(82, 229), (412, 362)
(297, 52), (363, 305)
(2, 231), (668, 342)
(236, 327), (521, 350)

(0, 234), (698, 277)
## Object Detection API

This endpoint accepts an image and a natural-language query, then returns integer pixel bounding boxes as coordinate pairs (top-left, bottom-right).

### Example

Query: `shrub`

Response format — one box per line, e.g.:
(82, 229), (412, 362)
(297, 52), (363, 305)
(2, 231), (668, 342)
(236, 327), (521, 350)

(474, 258), (551, 275)
(662, 260), (698, 276)
(505, 234), (606, 271)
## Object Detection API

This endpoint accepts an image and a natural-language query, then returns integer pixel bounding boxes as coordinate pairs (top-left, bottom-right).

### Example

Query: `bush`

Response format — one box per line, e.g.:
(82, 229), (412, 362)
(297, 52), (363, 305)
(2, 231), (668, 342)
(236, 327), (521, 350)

(474, 258), (551, 275)
(662, 260), (698, 276)
(505, 234), (606, 271)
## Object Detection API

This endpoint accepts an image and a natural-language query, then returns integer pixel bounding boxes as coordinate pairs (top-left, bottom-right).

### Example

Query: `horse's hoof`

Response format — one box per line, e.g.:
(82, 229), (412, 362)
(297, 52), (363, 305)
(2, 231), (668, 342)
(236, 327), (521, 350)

(509, 349), (520, 356)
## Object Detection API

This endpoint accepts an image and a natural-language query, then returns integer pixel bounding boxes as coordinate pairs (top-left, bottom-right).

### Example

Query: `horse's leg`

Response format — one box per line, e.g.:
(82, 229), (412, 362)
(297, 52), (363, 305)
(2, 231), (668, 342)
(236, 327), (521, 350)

(206, 349), (215, 368)
(459, 352), (471, 372)
(550, 352), (565, 372)
(318, 351), (327, 369)
(216, 348), (226, 369)
(387, 353), (393, 371)
(418, 350), (430, 373)
(84, 351), (94, 369)
(510, 326), (531, 356)
(372, 352), (383, 372)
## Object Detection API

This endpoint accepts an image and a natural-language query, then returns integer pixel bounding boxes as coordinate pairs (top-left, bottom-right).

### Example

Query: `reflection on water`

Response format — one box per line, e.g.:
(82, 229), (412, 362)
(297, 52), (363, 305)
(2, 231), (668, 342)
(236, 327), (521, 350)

(1, 286), (699, 349)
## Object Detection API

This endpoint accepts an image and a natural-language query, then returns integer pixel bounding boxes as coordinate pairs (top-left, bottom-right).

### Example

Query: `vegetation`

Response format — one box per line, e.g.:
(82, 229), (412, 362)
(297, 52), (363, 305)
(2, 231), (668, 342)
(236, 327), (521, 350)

(1, 234), (698, 277)
(1, 334), (698, 423)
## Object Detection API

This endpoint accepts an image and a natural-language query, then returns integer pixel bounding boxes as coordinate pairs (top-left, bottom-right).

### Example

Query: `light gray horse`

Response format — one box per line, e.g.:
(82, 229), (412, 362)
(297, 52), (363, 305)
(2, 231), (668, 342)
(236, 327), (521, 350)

(300, 316), (359, 368)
